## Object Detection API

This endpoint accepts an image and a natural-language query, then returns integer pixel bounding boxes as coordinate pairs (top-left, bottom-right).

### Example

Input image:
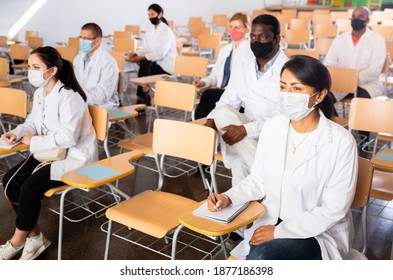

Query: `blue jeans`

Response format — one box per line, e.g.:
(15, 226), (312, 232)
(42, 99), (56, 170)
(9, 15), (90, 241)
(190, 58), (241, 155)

(246, 238), (322, 260)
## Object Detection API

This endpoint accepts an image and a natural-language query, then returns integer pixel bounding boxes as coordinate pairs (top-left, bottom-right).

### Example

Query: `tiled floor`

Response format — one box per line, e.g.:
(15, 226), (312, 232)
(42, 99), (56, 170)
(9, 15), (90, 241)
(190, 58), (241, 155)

(0, 84), (392, 260)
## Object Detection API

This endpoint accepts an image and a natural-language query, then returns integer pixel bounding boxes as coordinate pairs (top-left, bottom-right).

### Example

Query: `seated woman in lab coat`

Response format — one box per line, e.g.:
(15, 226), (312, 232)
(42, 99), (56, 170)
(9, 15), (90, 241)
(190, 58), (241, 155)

(128, 3), (177, 105)
(0, 47), (97, 260)
(193, 12), (251, 120)
(208, 55), (359, 260)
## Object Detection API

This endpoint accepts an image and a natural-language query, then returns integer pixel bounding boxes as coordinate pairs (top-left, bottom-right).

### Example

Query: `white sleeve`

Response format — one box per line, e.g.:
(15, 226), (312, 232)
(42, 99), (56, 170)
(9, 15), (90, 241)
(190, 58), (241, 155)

(29, 93), (85, 152)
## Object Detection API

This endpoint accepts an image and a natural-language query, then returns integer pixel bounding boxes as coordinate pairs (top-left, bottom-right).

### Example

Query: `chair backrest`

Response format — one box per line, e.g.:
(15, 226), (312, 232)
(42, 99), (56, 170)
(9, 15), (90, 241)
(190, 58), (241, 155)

(313, 24), (338, 39)
(174, 55), (208, 78)
(125, 25), (140, 35)
(55, 46), (78, 63)
(316, 37), (334, 56)
(113, 38), (136, 53)
(0, 57), (8, 76)
(281, 9), (297, 17)
(88, 105), (108, 142)
(113, 31), (132, 39)
(352, 157), (374, 208)
(190, 26), (212, 39)
(110, 51), (125, 69)
(297, 11), (313, 20)
(154, 80), (196, 112)
(335, 19), (351, 33)
(327, 67), (358, 93)
(153, 119), (216, 166)
(197, 34), (221, 49)
(27, 37), (43, 50)
(68, 37), (80, 50)
(312, 14), (332, 25)
(212, 14), (228, 28)
(348, 98), (393, 134)
(188, 17), (204, 26)
(0, 87), (28, 118)
(284, 29), (310, 45)
(372, 25), (393, 39)
(289, 18), (311, 30)
(0, 36), (7, 48)
(25, 30), (38, 41)
(284, 48), (319, 59)
(10, 44), (30, 61)
(330, 11), (350, 22)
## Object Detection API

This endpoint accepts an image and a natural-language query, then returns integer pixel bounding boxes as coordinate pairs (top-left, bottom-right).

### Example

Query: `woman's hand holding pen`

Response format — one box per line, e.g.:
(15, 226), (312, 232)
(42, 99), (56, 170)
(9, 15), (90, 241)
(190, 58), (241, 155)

(207, 193), (232, 212)
(2, 133), (17, 144)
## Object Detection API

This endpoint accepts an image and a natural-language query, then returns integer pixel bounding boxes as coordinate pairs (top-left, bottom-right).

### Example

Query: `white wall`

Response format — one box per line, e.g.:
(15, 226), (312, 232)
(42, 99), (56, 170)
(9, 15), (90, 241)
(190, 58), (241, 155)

(0, 0), (285, 46)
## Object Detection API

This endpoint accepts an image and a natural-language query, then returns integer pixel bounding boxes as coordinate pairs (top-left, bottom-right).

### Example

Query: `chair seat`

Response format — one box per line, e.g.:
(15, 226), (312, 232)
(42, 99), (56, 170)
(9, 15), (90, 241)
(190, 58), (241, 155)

(106, 191), (197, 238)
(377, 133), (393, 142)
(371, 170), (393, 201)
(118, 133), (154, 154)
(178, 200), (265, 237)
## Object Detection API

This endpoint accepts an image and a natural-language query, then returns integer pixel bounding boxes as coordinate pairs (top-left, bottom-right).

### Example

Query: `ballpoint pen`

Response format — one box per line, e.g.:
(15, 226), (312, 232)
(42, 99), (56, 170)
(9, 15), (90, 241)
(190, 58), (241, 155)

(204, 178), (217, 205)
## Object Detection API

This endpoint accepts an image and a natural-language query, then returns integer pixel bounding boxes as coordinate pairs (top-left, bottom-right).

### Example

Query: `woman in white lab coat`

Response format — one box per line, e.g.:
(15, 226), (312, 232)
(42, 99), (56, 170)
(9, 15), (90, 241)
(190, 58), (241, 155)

(208, 55), (359, 260)
(128, 3), (177, 105)
(0, 47), (97, 260)
(193, 12), (251, 119)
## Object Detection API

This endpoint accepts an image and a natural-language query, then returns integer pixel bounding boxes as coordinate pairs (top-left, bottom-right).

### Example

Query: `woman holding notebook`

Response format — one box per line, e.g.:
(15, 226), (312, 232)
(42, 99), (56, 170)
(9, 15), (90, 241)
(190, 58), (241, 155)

(208, 55), (359, 260)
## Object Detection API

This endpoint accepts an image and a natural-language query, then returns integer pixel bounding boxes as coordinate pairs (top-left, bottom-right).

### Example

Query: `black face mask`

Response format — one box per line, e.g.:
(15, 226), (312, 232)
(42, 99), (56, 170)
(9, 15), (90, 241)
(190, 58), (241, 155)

(251, 40), (275, 59)
(351, 18), (367, 31)
(149, 16), (160, 25)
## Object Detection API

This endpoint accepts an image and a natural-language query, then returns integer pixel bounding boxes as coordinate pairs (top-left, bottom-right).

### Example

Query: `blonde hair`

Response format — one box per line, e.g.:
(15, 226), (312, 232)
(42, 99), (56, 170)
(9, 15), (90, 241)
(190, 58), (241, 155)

(229, 12), (251, 30)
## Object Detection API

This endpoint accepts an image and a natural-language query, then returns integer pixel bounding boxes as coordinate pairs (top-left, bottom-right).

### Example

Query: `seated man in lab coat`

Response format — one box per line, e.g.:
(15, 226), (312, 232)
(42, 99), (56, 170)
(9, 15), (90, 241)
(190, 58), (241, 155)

(73, 22), (120, 109)
(324, 6), (386, 102)
(204, 14), (288, 186)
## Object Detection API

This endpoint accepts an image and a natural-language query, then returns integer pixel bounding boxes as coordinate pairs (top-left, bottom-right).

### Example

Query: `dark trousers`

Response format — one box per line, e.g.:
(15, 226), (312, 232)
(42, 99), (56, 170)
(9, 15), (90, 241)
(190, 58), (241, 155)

(136, 59), (169, 105)
(2, 155), (63, 231)
(246, 237), (322, 260)
(194, 88), (225, 120)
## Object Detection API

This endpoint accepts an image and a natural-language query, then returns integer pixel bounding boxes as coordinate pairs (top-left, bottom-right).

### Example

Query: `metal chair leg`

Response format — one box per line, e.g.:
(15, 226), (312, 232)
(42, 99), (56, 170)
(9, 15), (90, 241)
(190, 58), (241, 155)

(104, 220), (113, 260)
(170, 225), (184, 260)
(58, 186), (77, 260)
(361, 205), (368, 255)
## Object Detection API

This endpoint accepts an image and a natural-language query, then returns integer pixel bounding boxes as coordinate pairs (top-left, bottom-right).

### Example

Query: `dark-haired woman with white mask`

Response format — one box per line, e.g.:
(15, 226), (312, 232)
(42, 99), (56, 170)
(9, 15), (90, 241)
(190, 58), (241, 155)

(128, 3), (177, 105)
(208, 55), (362, 260)
(0, 47), (97, 260)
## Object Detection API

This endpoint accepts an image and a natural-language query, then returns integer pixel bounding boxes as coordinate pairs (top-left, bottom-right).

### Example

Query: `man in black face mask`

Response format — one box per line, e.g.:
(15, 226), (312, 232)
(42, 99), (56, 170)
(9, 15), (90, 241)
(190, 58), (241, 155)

(325, 6), (386, 102)
(204, 14), (288, 187)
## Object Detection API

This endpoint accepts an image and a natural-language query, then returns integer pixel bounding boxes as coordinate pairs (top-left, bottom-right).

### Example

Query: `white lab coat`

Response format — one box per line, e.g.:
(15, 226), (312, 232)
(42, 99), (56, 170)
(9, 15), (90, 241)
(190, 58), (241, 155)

(324, 28), (386, 100)
(11, 81), (98, 181)
(207, 50), (289, 167)
(74, 46), (120, 109)
(226, 112), (358, 260)
(137, 22), (177, 74)
(201, 39), (251, 88)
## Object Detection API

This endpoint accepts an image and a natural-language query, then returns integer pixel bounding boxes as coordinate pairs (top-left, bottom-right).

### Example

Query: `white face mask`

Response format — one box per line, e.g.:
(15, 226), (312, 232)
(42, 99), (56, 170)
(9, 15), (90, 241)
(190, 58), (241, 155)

(280, 91), (319, 121)
(28, 68), (52, 88)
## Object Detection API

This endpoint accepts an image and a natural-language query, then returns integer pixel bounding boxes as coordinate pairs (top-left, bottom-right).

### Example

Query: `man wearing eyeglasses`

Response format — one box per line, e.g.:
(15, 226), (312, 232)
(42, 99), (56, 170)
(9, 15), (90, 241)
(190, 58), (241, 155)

(204, 14), (288, 187)
(73, 22), (119, 109)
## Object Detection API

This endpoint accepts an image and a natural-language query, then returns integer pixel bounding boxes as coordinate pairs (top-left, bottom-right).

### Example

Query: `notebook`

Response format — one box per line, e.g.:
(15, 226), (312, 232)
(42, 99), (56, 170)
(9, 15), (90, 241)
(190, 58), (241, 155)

(192, 201), (250, 223)
(0, 138), (20, 149)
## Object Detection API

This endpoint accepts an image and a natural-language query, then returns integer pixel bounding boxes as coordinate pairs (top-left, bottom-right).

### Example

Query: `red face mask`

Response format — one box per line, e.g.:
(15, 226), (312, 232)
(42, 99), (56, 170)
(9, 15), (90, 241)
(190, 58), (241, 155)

(229, 29), (244, 41)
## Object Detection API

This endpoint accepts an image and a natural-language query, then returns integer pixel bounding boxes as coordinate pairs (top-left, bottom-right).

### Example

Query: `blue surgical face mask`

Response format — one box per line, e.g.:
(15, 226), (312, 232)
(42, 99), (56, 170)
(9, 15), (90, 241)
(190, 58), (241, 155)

(280, 91), (319, 121)
(80, 39), (93, 54)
